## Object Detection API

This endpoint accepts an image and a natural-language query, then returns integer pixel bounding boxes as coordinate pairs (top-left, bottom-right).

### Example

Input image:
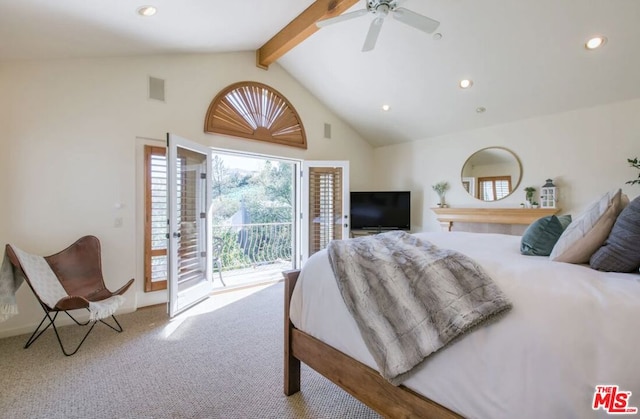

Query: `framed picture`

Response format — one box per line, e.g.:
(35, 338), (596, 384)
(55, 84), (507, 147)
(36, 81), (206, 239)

(462, 177), (475, 198)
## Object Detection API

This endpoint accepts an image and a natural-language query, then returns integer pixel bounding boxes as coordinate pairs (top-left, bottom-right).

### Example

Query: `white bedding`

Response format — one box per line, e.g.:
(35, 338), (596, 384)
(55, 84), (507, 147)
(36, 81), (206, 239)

(290, 232), (640, 419)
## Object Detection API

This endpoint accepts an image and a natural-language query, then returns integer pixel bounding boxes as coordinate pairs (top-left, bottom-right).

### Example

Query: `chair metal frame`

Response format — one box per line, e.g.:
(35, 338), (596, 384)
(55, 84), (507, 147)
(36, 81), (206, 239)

(23, 300), (124, 356)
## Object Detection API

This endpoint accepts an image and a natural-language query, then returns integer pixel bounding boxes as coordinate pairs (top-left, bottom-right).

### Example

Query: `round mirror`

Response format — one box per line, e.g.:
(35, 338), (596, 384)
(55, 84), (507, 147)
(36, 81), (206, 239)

(461, 147), (522, 201)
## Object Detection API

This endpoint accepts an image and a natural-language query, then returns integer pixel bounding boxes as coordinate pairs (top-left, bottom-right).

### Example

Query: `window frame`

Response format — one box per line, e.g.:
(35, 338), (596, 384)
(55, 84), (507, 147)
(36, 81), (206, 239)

(477, 176), (512, 201)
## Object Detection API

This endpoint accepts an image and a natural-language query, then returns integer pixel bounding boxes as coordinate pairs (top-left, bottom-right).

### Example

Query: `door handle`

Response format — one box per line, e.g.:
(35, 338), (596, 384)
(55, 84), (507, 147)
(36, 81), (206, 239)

(173, 232), (181, 238)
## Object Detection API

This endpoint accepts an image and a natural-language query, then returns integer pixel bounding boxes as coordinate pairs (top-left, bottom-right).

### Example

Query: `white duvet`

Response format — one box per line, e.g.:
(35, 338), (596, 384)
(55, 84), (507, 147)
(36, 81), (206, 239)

(290, 232), (640, 419)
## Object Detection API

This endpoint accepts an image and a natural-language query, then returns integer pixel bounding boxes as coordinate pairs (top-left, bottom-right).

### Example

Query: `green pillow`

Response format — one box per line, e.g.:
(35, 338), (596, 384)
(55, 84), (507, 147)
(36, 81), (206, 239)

(557, 214), (572, 230)
(520, 215), (572, 256)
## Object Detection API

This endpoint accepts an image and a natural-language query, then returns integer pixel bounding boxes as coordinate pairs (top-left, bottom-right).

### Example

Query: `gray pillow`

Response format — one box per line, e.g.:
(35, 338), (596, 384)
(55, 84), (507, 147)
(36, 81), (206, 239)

(550, 189), (625, 263)
(521, 215), (572, 256)
(590, 195), (640, 272)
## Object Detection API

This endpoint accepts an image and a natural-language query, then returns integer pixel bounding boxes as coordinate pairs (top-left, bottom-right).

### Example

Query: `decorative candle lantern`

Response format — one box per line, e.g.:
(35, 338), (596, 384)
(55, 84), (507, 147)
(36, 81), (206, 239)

(540, 179), (557, 208)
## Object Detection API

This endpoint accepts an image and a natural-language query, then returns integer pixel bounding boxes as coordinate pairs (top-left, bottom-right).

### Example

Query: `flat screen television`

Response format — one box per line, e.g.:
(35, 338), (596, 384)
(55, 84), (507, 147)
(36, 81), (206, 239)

(350, 191), (411, 231)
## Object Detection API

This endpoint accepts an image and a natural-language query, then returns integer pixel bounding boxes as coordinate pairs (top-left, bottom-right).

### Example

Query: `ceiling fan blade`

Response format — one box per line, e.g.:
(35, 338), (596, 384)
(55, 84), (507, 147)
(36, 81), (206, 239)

(362, 17), (385, 52)
(392, 7), (440, 33)
(316, 9), (369, 28)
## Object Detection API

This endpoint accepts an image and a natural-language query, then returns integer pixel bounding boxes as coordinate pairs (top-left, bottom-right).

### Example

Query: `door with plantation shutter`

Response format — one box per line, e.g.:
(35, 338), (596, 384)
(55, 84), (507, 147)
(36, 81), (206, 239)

(300, 161), (349, 264)
(167, 133), (213, 317)
(144, 146), (168, 292)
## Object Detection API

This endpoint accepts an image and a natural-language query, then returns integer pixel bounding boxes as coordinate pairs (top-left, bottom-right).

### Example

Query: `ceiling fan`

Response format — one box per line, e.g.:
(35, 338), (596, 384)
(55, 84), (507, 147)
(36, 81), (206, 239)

(316, 0), (440, 52)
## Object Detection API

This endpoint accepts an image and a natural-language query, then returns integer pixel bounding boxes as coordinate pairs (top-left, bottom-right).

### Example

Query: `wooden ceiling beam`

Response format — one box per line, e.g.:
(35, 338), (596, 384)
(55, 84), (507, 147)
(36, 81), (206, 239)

(256, 0), (360, 70)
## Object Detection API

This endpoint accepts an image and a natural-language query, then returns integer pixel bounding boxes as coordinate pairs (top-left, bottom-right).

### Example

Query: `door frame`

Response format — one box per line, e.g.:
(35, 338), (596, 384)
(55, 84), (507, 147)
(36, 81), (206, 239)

(167, 133), (214, 317)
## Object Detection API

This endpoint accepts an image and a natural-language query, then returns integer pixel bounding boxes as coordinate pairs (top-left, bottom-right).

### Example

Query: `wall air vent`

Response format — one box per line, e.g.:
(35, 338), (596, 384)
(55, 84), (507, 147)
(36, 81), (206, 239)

(149, 77), (165, 102)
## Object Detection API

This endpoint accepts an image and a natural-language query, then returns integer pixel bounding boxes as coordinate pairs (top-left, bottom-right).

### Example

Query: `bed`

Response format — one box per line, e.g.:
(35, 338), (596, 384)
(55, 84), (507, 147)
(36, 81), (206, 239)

(283, 231), (640, 418)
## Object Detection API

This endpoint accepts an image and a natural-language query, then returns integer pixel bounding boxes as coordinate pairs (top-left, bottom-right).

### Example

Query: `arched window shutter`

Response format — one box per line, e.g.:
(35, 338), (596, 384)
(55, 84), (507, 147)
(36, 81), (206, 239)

(204, 81), (307, 149)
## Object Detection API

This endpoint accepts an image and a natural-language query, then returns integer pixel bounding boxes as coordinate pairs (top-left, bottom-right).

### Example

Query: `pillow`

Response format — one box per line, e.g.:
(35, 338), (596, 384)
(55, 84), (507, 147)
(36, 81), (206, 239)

(520, 215), (572, 256)
(590, 195), (640, 272)
(550, 189), (626, 264)
(557, 214), (573, 230)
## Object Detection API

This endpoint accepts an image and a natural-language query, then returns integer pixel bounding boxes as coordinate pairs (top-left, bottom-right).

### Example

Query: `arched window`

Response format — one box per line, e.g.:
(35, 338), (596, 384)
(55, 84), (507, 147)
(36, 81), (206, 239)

(204, 81), (307, 149)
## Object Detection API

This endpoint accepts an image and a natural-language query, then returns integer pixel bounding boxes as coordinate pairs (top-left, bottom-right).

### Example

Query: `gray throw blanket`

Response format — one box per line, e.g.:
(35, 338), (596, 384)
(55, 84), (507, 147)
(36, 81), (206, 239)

(0, 251), (23, 322)
(327, 231), (512, 385)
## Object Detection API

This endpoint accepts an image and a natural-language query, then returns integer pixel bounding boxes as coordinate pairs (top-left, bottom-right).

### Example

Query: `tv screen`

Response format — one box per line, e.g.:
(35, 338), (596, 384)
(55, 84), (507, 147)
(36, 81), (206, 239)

(350, 191), (411, 231)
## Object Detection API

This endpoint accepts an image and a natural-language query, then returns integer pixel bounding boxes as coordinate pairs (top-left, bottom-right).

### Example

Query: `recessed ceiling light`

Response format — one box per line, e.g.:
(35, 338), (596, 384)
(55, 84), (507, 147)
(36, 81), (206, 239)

(585, 36), (607, 50)
(137, 6), (157, 17)
(381, 104), (390, 111)
(476, 107), (486, 113)
(459, 79), (473, 89)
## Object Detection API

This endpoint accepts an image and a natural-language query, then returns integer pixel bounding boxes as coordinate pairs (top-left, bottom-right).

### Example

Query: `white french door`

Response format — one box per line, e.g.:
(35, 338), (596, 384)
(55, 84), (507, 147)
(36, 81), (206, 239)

(167, 133), (213, 317)
(300, 161), (349, 264)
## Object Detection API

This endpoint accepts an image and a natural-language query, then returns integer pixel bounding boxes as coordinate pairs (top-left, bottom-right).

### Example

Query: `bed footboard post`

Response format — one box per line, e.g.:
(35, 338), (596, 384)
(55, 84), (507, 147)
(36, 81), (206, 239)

(283, 269), (301, 396)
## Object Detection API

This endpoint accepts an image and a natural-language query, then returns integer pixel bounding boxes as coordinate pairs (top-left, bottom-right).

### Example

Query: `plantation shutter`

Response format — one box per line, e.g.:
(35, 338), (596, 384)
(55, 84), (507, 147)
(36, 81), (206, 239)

(166, 133), (213, 317)
(309, 167), (343, 254)
(204, 81), (307, 149)
(144, 146), (168, 292)
(301, 161), (349, 264)
(479, 179), (494, 201)
(495, 179), (511, 200)
(175, 148), (206, 285)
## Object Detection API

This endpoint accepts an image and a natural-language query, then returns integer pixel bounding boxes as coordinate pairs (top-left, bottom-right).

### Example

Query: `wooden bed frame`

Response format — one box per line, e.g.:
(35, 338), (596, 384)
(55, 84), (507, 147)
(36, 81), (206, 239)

(283, 270), (462, 419)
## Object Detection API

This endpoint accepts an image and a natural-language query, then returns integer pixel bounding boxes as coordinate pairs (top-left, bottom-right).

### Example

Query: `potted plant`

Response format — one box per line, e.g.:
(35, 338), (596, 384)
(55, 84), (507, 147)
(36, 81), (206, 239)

(626, 157), (639, 185)
(432, 181), (450, 207)
(524, 187), (536, 207)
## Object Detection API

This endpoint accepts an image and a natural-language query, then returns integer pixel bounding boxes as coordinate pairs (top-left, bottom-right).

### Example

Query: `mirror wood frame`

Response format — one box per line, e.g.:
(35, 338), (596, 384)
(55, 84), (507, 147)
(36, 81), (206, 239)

(460, 147), (523, 202)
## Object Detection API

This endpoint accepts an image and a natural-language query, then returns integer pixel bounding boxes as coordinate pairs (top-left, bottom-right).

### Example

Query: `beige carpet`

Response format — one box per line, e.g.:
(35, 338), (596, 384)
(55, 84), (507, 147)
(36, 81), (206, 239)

(0, 282), (381, 419)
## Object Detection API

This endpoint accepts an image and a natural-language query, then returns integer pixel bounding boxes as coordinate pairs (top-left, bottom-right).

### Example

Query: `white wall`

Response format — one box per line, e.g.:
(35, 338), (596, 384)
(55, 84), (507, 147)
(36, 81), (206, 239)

(0, 52), (375, 337)
(372, 99), (640, 232)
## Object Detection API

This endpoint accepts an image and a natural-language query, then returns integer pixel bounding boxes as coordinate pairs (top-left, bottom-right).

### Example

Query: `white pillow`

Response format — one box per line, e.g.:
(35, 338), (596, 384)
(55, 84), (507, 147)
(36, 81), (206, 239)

(550, 189), (626, 264)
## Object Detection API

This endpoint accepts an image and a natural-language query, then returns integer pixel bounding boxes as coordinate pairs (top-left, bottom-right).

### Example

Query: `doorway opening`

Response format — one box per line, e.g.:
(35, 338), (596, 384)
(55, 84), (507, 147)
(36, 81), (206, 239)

(209, 151), (296, 291)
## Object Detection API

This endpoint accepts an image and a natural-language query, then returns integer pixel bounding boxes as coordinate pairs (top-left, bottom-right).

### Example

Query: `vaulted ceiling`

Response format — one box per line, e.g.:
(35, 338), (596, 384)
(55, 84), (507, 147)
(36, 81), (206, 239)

(2, 0), (639, 147)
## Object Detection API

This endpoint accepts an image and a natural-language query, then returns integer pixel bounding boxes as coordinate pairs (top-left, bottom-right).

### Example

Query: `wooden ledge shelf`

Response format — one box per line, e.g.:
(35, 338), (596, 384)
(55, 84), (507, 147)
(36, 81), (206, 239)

(431, 207), (560, 232)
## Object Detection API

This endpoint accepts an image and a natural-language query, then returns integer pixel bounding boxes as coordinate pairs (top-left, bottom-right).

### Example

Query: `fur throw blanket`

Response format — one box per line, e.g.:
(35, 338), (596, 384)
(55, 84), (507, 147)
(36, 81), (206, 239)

(327, 231), (512, 385)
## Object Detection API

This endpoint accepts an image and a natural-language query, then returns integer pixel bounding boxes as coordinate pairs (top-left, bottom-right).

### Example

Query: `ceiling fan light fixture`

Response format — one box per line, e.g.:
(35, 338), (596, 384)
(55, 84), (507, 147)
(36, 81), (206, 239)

(137, 6), (157, 17)
(316, 0), (440, 52)
(373, 4), (390, 15)
(585, 36), (607, 50)
(459, 79), (473, 89)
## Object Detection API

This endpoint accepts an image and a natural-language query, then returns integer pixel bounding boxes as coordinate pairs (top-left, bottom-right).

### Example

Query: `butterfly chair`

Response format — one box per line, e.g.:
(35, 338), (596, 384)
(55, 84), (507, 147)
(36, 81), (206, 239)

(5, 236), (134, 356)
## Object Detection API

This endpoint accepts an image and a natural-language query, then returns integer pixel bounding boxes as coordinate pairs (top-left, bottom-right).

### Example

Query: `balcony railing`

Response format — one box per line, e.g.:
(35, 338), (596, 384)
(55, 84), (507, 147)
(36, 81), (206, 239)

(212, 222), (293, 272)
